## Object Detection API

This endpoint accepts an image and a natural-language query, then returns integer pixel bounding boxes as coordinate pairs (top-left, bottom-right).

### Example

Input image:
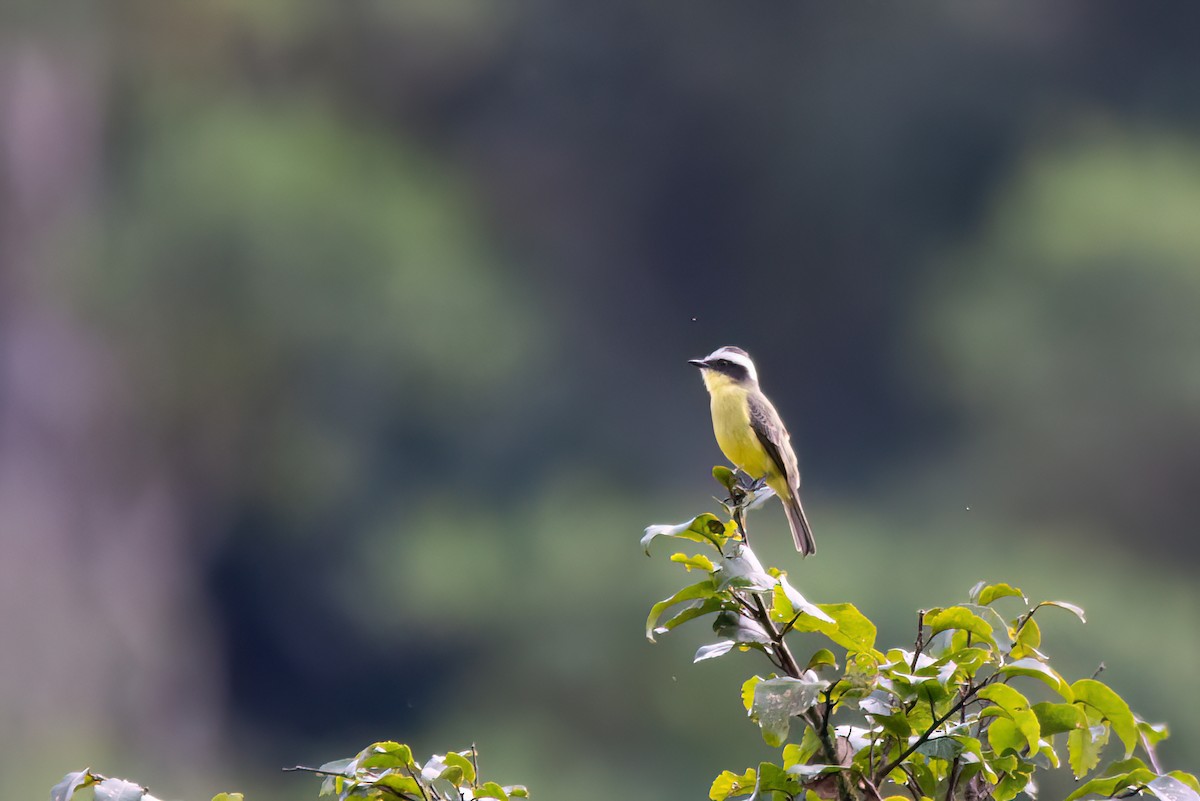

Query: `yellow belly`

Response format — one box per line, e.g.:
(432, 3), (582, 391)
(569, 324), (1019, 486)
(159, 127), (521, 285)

(710, 387), (779, 480)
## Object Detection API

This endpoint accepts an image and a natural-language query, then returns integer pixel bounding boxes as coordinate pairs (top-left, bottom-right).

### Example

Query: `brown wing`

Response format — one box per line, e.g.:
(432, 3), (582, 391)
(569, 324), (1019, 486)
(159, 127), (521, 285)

(749, 392), (815, 554)
(747, 392), (800, 490)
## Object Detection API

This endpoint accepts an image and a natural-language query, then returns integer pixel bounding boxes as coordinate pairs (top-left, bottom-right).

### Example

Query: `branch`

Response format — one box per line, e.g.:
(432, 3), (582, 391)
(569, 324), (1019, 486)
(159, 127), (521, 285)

(877, 675), (996, 782)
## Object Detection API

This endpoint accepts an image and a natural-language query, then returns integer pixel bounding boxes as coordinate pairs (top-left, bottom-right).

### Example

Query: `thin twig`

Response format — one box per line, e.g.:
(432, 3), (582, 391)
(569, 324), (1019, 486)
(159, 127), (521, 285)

(910, 611), (926, 671)
(404, 766), (430, 801)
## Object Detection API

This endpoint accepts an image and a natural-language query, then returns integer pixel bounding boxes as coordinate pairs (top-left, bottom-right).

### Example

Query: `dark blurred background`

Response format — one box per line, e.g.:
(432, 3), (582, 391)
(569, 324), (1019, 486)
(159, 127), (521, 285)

(2, 3), (1198, 799)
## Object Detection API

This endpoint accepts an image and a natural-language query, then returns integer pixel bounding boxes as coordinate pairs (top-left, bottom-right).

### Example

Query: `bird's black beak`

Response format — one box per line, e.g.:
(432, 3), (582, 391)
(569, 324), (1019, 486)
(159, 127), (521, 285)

(688, 358), (708, 369)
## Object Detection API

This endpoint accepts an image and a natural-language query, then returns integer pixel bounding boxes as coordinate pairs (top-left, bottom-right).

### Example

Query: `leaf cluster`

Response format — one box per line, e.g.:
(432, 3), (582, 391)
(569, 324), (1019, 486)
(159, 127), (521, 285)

(49, 742), (527, 801)
(298, 741), (527, 801)
(50, 770), (242, 801)
(643, 471), (1198, 801)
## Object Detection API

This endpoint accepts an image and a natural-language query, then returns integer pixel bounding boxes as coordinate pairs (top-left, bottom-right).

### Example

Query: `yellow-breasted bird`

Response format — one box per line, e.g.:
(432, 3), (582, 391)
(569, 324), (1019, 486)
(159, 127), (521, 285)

(689, 345), (816, 555)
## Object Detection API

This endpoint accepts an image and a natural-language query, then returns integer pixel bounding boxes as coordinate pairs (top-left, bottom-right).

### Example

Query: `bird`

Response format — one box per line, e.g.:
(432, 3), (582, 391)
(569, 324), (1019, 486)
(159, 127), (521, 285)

(688, 345), (816, 555)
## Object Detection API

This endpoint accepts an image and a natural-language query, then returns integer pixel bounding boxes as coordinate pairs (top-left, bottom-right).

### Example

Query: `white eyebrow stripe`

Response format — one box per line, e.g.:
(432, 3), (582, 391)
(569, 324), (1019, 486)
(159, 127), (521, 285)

(706, 347), (758, 382)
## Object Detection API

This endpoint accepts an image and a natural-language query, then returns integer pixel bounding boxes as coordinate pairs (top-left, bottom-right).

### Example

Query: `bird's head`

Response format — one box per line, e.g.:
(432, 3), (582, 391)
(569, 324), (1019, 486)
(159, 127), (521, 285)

(689, 345), (759, 390)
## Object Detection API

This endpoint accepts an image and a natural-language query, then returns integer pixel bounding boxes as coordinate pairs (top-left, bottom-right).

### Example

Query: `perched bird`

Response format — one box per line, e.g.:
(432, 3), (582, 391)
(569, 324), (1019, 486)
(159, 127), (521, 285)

(689, 346), (816, 555)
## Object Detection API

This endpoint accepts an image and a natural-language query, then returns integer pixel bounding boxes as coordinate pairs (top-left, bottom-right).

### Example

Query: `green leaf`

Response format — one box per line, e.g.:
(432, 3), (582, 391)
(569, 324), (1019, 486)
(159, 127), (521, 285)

(1068, 724), (1108, 779)
(1037, 600), (1087, 623)
(1148, 775), (1200, 801)
(653, 597), (728, 641)
(749, 674), (828, 747)
(1033, 701), (1085, 735)
(710, 768), (756, 801)
(375, 774), (423, 796)
(94, 779), (148, 801)
(646, 579), (717, 641)
(642, 514), (731, 554)
(1012, 616), (1042, 659)
(713, 465), (739, 491)
(1138, 719), (1170, 748)
(504, 785), (530, 798)
(672, 553), (715, 573)
(359, 741), (415, 770)
(999, 657), (1074, 700)
(476, 781), (511, 800)
(987, 717), (1026, 756)
(978, 684), (1039, 750)
(993, 768), (1033, 801)
(757, 762), (804, 795)
(1072, 678), (1138, 755)
(924, 606), (995, 648)
(783, 727), (823, 768)
(916, 737), (964, 761)
(671, 552), (716, 573)
(51, 771), (98, 801)
(806, 648), (838, 671)
(791, 602), (876, 652)
(1064, 767), (1157, 801)
(963, 603), (1014, 652)
(741, 675), (762, 712)
(976, 582), (1026, 606)
(695, 640), (737, 662)
(211, 795), (244, 801)
(870, 711), (912, 739)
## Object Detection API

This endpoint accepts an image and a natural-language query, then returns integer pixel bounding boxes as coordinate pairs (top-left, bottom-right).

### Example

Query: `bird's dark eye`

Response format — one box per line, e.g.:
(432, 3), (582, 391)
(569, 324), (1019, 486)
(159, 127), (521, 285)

(717, 359), (731, 368)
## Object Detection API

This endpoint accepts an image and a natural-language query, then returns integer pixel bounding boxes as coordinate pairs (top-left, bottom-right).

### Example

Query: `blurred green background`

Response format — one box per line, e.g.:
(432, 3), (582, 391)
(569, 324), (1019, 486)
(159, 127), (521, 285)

(1, 2), (1197, 799)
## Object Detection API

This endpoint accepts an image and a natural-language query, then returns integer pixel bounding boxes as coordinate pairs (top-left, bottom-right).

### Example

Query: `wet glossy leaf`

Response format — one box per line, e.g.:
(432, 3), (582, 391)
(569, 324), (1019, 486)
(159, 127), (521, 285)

(1148, 776), (1200, 801)
(94, 779), (148, 801)
(51, 771), (98, 801)
(773, 578), (836, 625)
(750, 673), (827, 746)
(695, 640), (737, 662)
(716, 551), (776, 592)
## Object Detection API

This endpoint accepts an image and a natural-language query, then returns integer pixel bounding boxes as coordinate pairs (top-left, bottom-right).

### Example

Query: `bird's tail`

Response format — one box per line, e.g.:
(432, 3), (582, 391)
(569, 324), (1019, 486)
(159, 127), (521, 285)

(782, 492), (816, 556)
